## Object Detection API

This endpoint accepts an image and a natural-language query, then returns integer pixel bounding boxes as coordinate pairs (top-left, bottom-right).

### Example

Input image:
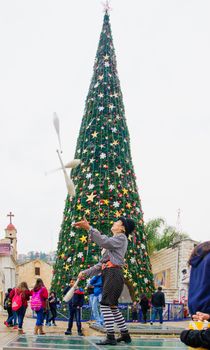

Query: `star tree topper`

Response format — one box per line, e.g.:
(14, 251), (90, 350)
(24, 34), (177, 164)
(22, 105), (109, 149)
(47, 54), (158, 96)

(102, 0), (112, 13)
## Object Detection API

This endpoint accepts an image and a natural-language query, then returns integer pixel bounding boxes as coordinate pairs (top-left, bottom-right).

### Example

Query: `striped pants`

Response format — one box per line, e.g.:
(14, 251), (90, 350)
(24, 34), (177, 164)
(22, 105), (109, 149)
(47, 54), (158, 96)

(100, 305), (127, 334)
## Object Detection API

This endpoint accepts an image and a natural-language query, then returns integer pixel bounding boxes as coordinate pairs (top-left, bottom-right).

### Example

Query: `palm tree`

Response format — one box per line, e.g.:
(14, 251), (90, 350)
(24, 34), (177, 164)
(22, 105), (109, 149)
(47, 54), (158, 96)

(145, 218), (189, 255)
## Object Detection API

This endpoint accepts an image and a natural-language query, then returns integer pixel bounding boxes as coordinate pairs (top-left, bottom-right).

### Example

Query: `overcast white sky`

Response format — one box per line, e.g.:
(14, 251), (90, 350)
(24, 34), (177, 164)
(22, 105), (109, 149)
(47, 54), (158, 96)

(0, 0), (210, 254)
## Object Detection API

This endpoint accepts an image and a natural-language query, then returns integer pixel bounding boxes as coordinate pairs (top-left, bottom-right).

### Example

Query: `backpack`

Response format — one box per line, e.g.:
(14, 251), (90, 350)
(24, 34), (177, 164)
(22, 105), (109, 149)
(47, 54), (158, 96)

(12, 290), (23, 311)
(31, 288), (43, 311)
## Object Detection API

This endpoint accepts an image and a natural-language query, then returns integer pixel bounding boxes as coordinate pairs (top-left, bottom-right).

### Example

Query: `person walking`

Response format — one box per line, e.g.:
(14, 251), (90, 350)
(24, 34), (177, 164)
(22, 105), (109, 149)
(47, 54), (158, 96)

(74, 216), (135, 346)
(4, 288), (18, 329)
(43, 298), (50, 326)
(139, 294), (149, 323)
(89, 274), (103, 326)
(4, 288), (13, 327)
(9, 282), (31, 334)
(48, 292), (58, 326)
(31, 278), (48, 335)
(87, 284), (94, 321)
(64, 278), (84, 336)
(150, 287), (165, 325)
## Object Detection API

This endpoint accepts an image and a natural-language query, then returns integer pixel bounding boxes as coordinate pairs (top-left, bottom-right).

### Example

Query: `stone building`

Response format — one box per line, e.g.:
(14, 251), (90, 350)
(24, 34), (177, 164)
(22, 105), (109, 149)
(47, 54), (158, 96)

(150, 238), (198, 303)
(0, 217), (18, 306)
(17, 259), (53, 291)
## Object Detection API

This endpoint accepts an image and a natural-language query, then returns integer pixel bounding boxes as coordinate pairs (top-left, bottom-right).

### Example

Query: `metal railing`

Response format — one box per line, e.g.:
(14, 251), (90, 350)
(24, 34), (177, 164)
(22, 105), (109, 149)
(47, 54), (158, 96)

(55, 303), (184, 322)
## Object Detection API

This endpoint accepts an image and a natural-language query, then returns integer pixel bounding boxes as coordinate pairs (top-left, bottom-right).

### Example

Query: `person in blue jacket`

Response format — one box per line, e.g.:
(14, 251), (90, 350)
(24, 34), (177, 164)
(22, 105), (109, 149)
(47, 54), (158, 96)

(188, 241), (210, 315)
(180, 241), (210, 349)
(89, 275), (103, 326)
(63, 278), (84, 336)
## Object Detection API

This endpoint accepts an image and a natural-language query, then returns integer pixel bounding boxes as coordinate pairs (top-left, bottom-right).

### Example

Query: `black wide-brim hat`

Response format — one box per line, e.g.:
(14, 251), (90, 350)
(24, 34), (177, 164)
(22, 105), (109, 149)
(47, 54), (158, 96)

(119, 217), (135, 236)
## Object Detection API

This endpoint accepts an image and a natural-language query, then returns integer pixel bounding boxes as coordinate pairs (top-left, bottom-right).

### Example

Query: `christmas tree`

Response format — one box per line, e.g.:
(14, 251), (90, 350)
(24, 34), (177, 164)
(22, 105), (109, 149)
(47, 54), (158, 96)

(51, 10), (154, 302)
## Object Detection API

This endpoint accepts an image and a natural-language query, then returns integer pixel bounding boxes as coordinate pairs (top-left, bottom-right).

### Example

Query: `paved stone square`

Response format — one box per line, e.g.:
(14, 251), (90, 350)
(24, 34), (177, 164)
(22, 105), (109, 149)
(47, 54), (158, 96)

(0, 314), (189, 350)
(3, 335), (188, 350)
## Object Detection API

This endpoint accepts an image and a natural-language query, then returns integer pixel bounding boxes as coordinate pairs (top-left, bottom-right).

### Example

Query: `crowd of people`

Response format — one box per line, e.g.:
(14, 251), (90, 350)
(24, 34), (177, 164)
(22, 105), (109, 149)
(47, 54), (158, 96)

(3, 214), (210, 348)
(3, 278), (59, 335)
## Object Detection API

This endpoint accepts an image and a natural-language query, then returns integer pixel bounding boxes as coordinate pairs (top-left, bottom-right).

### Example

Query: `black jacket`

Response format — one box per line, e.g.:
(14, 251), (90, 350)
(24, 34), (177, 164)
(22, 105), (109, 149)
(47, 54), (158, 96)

(151, 291), (165, 308)
(140, 298), (149, 311)
(3, 293), (11, 310)
(63, 286), (84, 308)
(180, 329), (210, 349)
(48, 296), (58, 310)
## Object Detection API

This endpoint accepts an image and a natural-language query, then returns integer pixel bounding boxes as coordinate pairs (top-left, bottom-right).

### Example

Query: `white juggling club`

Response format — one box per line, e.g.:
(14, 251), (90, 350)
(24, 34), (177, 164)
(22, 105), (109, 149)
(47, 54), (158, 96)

(63, 278), (80, 302)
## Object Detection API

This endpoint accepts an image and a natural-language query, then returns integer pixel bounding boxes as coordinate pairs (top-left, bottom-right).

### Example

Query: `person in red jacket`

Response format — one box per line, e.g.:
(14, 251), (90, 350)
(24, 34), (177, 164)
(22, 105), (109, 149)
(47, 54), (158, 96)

(9, 282), (31, 335)
(31, 278), (48, 335)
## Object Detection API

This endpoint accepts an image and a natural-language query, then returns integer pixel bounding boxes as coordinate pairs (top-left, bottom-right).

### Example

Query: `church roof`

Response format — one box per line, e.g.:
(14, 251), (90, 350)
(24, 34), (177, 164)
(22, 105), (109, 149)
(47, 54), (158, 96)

(6, 223), (16, 231)
(17, 258), (53, 267)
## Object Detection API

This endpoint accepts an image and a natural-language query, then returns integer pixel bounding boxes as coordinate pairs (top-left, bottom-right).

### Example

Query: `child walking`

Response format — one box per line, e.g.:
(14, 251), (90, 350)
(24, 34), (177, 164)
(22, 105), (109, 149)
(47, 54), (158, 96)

(74, 216), (135, 346)
(131, 301), (139, 323)
(48, 292), (58, 326)
(4, 288), (13, 327)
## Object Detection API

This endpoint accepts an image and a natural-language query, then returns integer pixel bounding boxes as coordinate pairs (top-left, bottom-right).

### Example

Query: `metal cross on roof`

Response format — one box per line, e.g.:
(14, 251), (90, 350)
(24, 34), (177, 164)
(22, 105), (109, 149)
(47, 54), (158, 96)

(7, 211), (14, 224)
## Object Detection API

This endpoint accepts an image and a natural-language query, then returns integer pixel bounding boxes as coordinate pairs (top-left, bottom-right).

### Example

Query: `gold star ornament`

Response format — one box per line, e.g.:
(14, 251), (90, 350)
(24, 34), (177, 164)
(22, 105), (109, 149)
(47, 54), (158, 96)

(91, 131), (98, 138)
(64, 264), (70, 271)
(115, 167), (123, 177)
(122, 188), (128, 195)
(80, 235), (87, 244)
(86, 192), (97, 202)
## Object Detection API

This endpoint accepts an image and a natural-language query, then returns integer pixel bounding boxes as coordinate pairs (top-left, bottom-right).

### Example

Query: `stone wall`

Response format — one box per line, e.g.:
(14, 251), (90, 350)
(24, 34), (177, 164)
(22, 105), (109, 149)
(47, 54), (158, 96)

(17, 259), (53, 291)
(150, 246), (179, 302)
(150, 239), (198, 303)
